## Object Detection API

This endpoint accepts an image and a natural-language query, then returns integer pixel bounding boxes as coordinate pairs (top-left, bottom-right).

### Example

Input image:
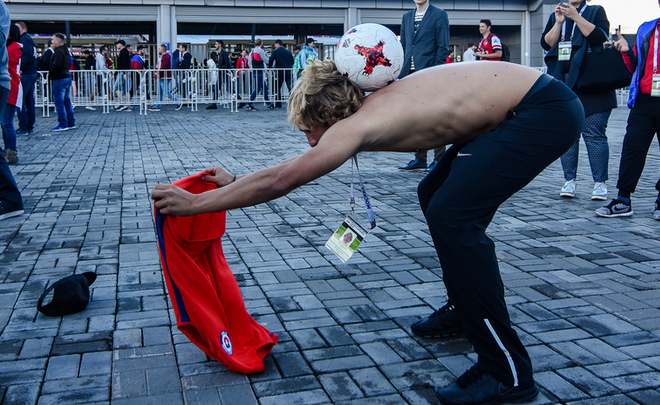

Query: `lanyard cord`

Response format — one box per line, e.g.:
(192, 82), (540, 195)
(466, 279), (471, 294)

(654, 27), (659, 73)
(561, 4), (587, 41)
(350, 155), (376, 229)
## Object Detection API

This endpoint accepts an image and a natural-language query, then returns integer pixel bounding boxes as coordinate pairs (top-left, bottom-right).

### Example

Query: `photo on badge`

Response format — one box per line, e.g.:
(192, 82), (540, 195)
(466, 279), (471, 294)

(325, 216), (367, 262)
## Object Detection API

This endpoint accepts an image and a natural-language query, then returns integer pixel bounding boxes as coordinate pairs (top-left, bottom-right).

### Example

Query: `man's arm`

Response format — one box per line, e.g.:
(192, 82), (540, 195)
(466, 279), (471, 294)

(434, 9), (450, 65)
(152, 127), (362, 216)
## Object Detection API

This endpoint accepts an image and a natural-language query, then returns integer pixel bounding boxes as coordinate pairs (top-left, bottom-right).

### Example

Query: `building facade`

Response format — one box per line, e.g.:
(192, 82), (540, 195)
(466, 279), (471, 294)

(7, 0), (570, 67)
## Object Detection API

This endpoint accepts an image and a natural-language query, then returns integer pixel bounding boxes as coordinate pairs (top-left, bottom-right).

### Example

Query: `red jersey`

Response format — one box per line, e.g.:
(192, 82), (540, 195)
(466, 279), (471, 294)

(155, 173), (277, 374)
(478, 33), (502, 61)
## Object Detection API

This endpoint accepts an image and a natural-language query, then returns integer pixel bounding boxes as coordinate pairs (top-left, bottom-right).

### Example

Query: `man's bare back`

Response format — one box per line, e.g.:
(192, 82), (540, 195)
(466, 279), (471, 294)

(330, 62), (542, 153)
(152, 63), (544, 216)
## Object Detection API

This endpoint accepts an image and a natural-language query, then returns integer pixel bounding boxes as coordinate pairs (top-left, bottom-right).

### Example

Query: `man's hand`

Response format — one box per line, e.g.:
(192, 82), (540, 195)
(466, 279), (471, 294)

(608, 31), (630, 53)
(201, 166), (234, 187)
(151, 184), (198, 216)
(559, 2), (579, 21)
(554, 4), (566, 24)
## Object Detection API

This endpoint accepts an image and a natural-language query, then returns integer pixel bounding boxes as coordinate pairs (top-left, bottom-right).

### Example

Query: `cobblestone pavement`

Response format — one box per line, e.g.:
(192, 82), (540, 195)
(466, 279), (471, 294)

(1, 102), (659, 405)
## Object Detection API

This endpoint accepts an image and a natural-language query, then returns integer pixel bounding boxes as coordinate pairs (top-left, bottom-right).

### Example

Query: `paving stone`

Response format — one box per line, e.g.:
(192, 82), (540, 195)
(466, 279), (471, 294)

(319, 372), (365, 402)
(349, 367), (398, 396)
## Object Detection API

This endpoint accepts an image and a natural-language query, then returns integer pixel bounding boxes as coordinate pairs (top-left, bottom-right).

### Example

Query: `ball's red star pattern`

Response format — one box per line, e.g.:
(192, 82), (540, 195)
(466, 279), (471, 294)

(354, 40), (392, 75)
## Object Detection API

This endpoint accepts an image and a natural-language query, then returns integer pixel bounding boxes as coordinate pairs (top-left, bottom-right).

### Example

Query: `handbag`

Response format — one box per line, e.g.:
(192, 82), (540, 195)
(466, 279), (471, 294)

(576, 43), (632, 93)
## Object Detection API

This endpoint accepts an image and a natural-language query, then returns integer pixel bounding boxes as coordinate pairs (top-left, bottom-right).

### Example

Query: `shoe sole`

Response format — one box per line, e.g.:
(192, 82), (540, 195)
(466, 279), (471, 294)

(560, 192), (575, 198)
(0, 209), (24, 221)
(594, 210), (633, 218)
(399, 168), (426, 172)
(591, 195), (607, 201)
(52, 128), (68, 132)
(411, 327), (464, 338)
(436, 383), (539, 405)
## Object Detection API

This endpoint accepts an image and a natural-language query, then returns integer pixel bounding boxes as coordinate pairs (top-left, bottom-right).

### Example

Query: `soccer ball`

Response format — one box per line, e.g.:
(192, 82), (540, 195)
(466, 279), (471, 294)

(335, 23), (404, 92)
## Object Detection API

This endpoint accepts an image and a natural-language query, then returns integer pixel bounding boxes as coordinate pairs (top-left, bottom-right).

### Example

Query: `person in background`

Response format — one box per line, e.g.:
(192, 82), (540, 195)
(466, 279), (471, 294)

(2, 23), (21, 164)
(476, 19), (503, 61)
(397, 0), (449, 173)
(0, 0), (24, 221)
(446, 49), (454, 64)
(541, 0), (615, 201)
(15, 22), (36, 136)
(463, 43), (477, 62)
(39, 40), (53, 71)
(206, 51), (219, 109)
(235, 49), (249, 108)
(114, 39), (131, 111)
(596, 1), (660, 220)
(246, 38), (273, 111)
(83, 49), (96, 110)
(48, 32), (75, 132)
(268, 39), (293, 108)
(148, 44), (181, 112)
(94, 46), (110, 102)
(298, 38), (318, 71)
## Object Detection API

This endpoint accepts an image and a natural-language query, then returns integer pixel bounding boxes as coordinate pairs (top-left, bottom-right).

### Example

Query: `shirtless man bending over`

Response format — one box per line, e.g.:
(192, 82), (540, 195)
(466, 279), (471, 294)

(152, 60), (584, 405)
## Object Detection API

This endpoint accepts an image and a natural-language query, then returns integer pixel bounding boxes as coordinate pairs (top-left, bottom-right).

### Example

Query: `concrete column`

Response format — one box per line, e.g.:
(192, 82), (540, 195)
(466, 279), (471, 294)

(157, 5), (177, 50)
(522, 10), (531, 66)
(345, 7), (360, 32)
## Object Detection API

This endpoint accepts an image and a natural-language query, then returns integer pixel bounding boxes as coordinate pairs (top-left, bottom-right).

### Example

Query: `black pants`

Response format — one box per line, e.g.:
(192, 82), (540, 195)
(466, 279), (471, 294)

(616, 94), (660, 199)
(418, 74), (583, 387)
(275, 70), (292, 108)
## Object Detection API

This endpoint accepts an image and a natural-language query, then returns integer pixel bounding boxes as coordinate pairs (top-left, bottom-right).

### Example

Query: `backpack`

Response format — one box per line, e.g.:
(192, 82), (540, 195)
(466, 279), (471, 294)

(500, 42), (511, 62)
(488, 33), (511, 62)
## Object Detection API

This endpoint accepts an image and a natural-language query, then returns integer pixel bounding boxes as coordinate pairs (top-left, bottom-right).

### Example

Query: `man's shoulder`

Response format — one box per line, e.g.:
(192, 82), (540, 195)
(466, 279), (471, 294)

(426, 4), (447, 17)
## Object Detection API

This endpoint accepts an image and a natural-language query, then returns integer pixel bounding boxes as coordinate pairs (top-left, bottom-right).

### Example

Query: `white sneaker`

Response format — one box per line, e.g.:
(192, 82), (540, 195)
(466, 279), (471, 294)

(654, 201), (660, 221)
(592, 182), (608, 201)
(85, 106), (96, 111)
(560, 179), (576, 198)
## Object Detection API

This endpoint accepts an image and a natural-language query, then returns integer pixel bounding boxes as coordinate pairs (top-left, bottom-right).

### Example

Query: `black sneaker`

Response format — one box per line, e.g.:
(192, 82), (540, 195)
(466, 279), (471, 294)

(245, 105), (257, 111)
(595, 198), (633, 218)
(411, 302), (464, 338)
(435, 364), (539, 405)
(267, 104), (275, 110)
(0, 202), (24, 221)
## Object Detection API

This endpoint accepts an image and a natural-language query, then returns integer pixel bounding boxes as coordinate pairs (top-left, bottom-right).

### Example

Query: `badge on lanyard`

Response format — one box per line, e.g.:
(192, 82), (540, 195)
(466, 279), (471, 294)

(325, 216), (367, 263)
(325, 155), (376, 262)
(558, 41), (572, 61)
(652, 74), (660, 97)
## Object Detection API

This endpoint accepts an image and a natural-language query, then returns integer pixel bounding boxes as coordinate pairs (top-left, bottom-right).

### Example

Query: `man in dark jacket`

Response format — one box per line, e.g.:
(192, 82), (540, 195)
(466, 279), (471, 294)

(397, 0), (449, 172)
(213, 40), (232, 101)
(115, 39), (131, 110)
(49, 33), (75, 131)
(268, 39), (294, 108)
(15, 22), (37, 135)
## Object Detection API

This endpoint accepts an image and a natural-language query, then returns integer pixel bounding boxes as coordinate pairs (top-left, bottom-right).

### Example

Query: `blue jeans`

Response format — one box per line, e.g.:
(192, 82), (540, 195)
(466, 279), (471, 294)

(2, 104), (16, 151)
(249, 72), (270, 107)
(52, 77), (75, 128)
(0, 86), (23, 211)
(155, 79), (178, 108)
(18, 73), (37, 131)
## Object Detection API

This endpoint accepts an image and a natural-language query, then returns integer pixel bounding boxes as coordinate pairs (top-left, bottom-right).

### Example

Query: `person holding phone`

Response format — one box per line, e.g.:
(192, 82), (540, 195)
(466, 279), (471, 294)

(542, 1), (616, 202)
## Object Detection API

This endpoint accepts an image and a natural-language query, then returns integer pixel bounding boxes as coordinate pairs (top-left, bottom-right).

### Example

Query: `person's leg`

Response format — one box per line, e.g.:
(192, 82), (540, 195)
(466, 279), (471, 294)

(166, 79), (179, 103)
(414, 150), (428, 164)
(62, 78), (75, 128)
(1, 104), (17, 151)
(560, 139), (580, 181)
(18, 73), (37, 132)
(52, 79), (67, 128)
(249, 72), (258, 106)
(616, 96), (660, 200)
(0, 86), (23, 214)
(432, 146), (446, 163)
(582, 110), (611, 183)
(429, 86), (583, 392)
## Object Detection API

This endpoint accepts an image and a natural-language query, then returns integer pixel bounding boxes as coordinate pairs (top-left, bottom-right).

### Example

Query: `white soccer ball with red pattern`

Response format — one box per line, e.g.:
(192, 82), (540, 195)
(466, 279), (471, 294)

(334, 23), (404, 92)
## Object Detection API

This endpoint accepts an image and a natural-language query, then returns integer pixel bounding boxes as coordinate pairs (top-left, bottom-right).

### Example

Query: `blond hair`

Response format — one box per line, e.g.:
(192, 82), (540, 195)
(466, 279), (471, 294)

(287, 59), (363, 132)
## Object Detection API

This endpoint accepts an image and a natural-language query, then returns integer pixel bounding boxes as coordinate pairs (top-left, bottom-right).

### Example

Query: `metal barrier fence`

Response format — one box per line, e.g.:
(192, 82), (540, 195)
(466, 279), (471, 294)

(36, 67), (630, 114)
(36, 68), (300, 115)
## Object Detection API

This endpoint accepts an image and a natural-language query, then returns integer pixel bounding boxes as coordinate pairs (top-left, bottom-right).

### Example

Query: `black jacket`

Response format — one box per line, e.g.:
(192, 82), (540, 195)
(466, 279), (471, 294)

(40, 48), (53, 71)
(218, 49), (232, 69)
(19, 32), (38, 75)
(541, 4), (617, 115)
(49, 46), (71, 81)
(268, 46), (294, 69)
(117, 47), (131, 70)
